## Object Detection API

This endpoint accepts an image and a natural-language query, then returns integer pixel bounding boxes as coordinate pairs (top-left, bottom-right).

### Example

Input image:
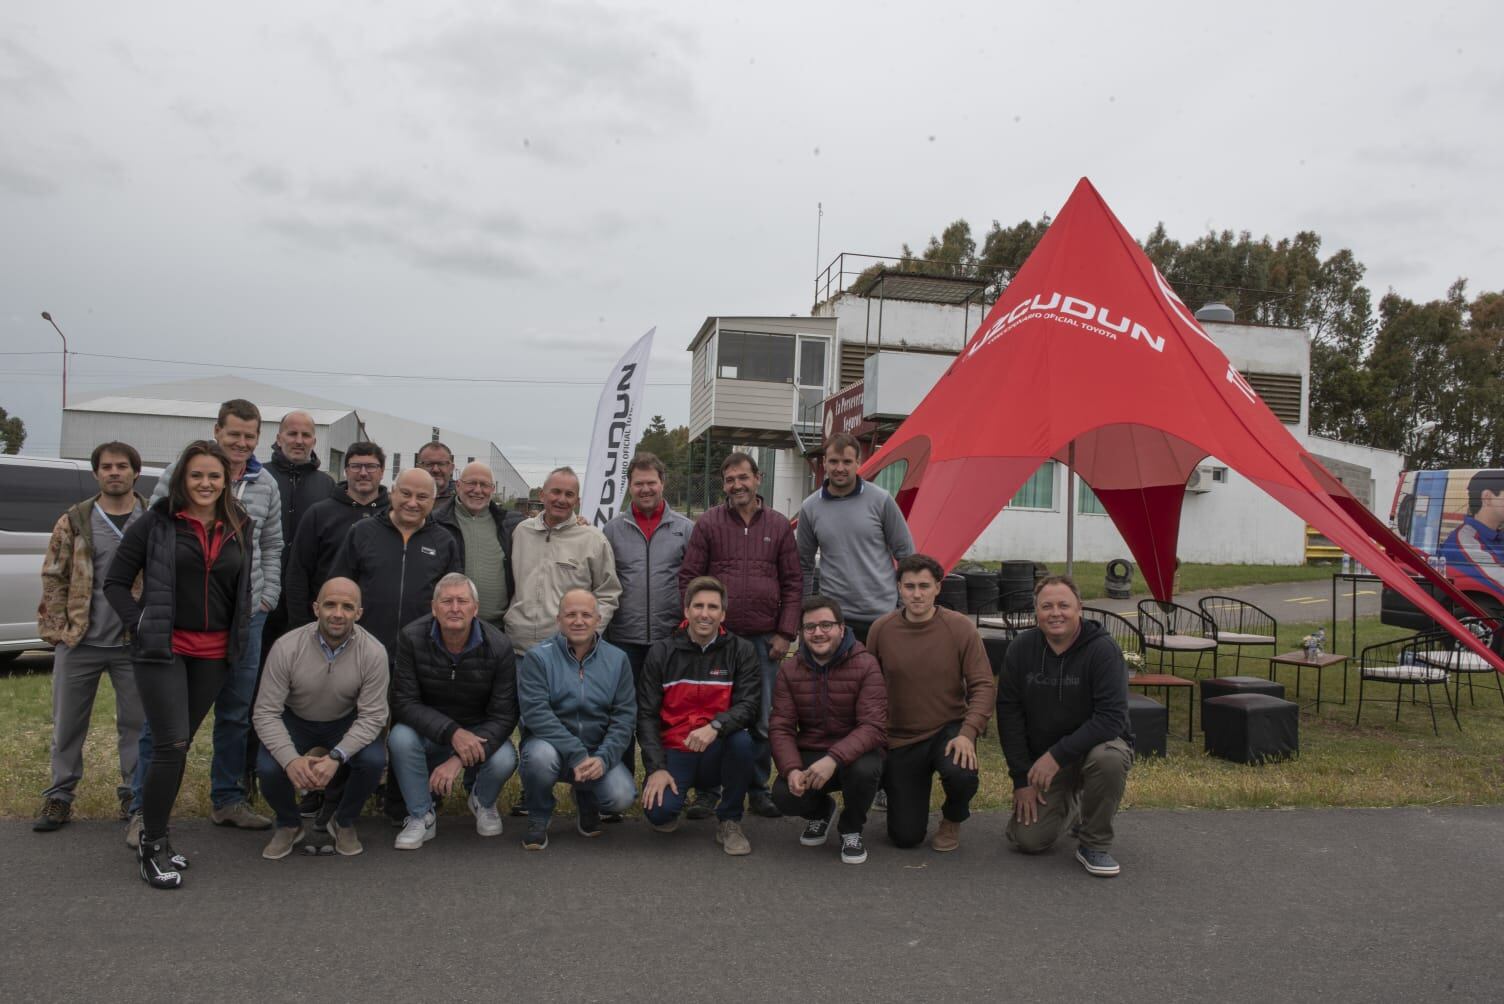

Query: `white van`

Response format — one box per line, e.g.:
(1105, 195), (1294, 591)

(0, 455), (160, 662)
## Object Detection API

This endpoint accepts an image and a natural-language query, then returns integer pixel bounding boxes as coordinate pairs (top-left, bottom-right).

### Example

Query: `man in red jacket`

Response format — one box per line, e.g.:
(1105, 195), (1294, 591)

(769, 595), (887, 865)
(678, 452), (802, 819)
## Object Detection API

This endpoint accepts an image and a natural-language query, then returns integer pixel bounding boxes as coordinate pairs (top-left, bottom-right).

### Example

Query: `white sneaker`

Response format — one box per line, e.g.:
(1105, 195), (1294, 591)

(468, 793), (503, 837)
(394, 811), (436, 851)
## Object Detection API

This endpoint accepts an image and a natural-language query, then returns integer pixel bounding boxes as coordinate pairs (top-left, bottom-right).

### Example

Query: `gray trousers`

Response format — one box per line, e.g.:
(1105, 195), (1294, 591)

(43, 643), (144, 802)
(1005, 738), (1131, 852)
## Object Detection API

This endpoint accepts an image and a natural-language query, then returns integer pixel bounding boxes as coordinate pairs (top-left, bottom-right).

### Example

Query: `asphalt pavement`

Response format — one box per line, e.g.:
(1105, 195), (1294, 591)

(1089, 576), (1380, 625)
(6, 805), (1504, 1002)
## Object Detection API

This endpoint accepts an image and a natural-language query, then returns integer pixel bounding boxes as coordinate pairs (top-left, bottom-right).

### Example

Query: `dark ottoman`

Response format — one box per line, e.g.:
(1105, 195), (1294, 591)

(1202, 693), (1299, 765)
(1200, 675), (1285, 724)
(978, 627), (1010, 676)
(1127, 693), (1167, 758)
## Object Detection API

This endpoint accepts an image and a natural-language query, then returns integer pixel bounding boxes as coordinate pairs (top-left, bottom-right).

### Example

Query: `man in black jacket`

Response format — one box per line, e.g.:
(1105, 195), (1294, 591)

(389, 573), (519, 850)
(262, 411), (336, 652)
(285, 442), (389, 629)
(638, 576), (760, 856)
(997, 575), (1132, 878)
(328, 468), (461, 657)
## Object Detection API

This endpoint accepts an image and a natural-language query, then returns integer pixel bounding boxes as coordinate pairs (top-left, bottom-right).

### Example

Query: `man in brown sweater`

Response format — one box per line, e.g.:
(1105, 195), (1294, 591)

(866, 554), (995, 852)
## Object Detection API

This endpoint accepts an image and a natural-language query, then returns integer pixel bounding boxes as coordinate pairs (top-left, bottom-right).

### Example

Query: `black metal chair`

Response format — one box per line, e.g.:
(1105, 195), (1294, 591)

(978, 586), (1037, 637)
(1355, 632), (1458, 735)
(1413, 617), (1504, 723)
(1084, 606), (1195, 741)
(1198, 595), (1277, 674)
(1137, 600), (1219, 678)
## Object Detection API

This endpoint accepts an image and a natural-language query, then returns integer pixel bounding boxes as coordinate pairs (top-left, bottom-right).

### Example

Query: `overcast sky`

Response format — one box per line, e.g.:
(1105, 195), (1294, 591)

(4, 1), (1501, 483)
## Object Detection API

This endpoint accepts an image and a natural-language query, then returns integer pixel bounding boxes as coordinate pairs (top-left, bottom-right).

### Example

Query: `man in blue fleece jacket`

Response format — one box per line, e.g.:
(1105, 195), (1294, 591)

(997, 575), (1133, 877)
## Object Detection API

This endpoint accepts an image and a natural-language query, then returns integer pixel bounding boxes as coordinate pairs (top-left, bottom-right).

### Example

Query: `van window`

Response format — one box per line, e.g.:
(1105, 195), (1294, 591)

(0, 465), (90, 533)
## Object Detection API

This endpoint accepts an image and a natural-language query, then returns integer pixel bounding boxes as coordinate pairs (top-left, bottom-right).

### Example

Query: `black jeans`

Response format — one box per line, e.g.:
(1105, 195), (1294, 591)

(134, 656), (228, 841)
(613, 641), (650, 776)
(771, 749), (883, 835)
(883, 721), (979, 848)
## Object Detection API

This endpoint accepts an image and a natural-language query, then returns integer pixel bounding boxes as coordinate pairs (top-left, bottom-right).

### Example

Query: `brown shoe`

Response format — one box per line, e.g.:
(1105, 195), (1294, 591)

(327, 819), (363, 856)
(32, 797), (71, 832)
(262, 826), (304, 860)
(125, 812), (144, 849)
(716, 819), (752, 856)
(211, 801), (273, 830)
(931, 818), (961, 853)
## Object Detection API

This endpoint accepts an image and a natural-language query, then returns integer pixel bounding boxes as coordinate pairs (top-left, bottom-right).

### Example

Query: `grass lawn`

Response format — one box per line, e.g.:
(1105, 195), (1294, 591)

(5, 607), (1502, 822)
(972, 559), (1337, 600)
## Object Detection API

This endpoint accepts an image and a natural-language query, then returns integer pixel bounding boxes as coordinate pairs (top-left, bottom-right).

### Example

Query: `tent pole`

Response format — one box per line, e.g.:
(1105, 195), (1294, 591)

(1066, 441), (1076, 579)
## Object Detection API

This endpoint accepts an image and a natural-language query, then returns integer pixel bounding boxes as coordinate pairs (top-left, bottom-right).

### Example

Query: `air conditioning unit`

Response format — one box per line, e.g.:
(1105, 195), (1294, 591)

(1185, 465), (1227, 494)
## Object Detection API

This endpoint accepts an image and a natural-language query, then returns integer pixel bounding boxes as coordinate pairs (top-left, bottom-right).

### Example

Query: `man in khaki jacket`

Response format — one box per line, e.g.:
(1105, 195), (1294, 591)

(34, 442), (148, 833)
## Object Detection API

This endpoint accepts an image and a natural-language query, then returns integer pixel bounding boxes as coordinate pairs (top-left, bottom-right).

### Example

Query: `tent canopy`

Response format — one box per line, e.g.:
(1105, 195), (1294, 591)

(861, 177), (1503, 672)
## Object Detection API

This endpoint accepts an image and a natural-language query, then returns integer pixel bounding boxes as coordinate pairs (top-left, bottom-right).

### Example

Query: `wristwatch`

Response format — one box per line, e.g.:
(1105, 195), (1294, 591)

(328, 748), (348, 765)
(709, 720), (723, 733)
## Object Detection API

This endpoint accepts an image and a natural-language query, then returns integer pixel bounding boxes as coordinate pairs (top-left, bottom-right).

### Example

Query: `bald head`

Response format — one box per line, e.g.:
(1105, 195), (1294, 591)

(391, 468), (438, 531)
(275, 410), (317, 463)
(313, 576), (362, 643)
(457, 461), (497, 515)
(557, 588), (601, 647)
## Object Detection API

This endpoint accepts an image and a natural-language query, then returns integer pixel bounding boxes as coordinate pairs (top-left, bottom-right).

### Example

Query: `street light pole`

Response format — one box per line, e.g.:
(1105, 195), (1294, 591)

(39, 311), (67, 409)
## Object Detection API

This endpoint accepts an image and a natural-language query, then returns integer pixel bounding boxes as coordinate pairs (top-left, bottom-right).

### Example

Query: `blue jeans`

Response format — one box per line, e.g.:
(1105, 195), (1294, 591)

(128, 612), (268, 815)
(643, 729), (755, 825)
(211, 608), (267, 808)
(255, 710), (386, 828)
(749, 633), (781, 795)
(388, 722), (518, 818)
(519, 737), (636, 824)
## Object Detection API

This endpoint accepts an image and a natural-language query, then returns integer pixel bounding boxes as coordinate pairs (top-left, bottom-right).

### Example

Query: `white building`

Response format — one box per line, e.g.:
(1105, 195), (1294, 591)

(61, 375), (529, 500)
(687, 257), (1402, 565)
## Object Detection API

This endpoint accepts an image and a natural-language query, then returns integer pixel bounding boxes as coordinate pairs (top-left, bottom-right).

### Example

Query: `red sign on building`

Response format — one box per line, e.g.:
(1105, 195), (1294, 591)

(822, 382), (876, 455)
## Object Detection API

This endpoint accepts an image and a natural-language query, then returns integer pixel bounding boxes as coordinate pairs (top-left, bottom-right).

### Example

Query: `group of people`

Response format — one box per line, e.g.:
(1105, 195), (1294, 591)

(34, 398), (1135, 890)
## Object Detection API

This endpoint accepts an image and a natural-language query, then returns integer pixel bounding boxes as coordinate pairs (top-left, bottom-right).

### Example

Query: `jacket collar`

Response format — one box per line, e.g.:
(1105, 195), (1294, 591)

(548, 630), (602, 664)
(430, 616), (484, 656)
(819, 476), (865, 501)
(802, 627), (856, 672)
(271, 445), (321, 474)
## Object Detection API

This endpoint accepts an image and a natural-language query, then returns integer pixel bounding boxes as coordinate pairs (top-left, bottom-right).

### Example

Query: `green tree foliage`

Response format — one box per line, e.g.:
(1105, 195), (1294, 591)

(0, 406), (26, 454)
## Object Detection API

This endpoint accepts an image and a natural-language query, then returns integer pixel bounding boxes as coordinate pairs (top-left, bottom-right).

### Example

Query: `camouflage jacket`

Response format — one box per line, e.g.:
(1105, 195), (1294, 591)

(37, 494), (146, 647)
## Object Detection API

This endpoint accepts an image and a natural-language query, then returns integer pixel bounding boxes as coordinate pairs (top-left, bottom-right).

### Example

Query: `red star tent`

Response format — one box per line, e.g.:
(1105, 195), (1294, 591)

(861, 177), (1503, 671)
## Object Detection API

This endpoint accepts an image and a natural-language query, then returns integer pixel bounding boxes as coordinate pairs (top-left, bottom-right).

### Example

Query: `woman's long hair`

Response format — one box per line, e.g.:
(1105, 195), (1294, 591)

(168, 440), (245, 537)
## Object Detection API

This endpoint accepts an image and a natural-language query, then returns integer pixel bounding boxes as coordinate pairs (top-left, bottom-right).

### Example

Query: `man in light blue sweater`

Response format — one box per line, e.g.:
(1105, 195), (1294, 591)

(796, 433), (915, 646)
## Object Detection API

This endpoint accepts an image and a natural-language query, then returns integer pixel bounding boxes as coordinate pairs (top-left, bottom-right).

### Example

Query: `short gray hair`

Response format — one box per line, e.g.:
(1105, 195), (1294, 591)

(434, 573), (479, 604)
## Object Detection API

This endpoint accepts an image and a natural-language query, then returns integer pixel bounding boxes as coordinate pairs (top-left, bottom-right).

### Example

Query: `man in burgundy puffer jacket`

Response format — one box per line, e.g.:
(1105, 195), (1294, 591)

(769, 595), (886, 865)
(678, 452), (802, 818)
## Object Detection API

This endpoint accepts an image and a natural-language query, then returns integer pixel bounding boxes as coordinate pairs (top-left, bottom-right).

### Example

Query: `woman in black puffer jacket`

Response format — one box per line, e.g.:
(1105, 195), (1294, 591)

(105, 441), (252, 889)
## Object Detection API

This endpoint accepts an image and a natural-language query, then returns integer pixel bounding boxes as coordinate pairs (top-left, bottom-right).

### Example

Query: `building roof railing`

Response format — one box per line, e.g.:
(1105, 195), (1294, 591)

(813, 252), (1003, 311)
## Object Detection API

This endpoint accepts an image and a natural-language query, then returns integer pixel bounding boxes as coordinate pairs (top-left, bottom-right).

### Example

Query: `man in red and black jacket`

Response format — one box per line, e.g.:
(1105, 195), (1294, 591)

(638, 576), (760, 856)
(677, 451), (801, 818)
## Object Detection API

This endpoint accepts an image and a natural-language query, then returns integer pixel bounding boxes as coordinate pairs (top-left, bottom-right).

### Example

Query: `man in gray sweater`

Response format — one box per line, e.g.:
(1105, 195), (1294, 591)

(796, 432), (914, 645)
(253, 578), (390, 859)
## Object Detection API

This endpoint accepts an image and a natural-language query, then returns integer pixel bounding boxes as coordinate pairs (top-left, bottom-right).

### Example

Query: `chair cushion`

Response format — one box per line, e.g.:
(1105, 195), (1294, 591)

(1217, 632), (1276, 646)
(1145, 635), (1217, 651)
(1362, 662), (1449, 683)
(1130, 674), (1195, 688)
(1418, 650), (1495, 673)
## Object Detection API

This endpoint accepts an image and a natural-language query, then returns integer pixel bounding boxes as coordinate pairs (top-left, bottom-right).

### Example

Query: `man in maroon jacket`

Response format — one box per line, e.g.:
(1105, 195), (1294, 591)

(678, 452), (802, 818)
(769, 595), (887, 865)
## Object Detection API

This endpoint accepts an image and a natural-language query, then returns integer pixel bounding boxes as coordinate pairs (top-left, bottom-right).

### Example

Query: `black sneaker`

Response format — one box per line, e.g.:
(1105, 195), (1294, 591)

(840, 831), (868, 865)
(748, 791), (784, 819)
(1076, 845), (1121, 877)
(522, 822), (549, 851)
(800, 801), (839, 847)
(510, 800), (530, 818)
(163, 839), (191, 870)
(600, 811), (624, 825)
(137, 837), (182, 890)
(577, 804), (603, 838)
(381, 781), (407, 828)
(298, 791), (325, 819)
(684, 790), (719, 820)
(32, 797), (71, 832)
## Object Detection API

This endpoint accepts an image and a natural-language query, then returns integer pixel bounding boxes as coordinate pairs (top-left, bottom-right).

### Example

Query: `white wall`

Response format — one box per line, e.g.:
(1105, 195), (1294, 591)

(819, 295), (980, 352)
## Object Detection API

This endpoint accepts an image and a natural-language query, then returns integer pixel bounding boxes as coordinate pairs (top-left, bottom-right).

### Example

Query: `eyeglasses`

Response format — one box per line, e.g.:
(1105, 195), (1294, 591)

(346, 463), (382, 473)
(459, 480), (495, 490)
(419, 460), (451, 469)
(801, 620), (840, 633)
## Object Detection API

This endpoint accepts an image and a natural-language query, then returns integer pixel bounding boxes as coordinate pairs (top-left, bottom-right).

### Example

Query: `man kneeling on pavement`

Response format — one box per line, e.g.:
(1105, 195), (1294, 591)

(770, 595), (887, 865)
(997, 574), (1133, 877)
(390, 573), (519, 850)
(516, 589), (637, 850)
(254, 578), (389, 859)
(638, 576), (760, 855)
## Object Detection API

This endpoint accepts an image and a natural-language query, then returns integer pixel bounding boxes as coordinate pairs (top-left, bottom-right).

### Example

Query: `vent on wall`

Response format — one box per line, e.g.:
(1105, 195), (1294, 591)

(1241, 371), (1302, 424)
